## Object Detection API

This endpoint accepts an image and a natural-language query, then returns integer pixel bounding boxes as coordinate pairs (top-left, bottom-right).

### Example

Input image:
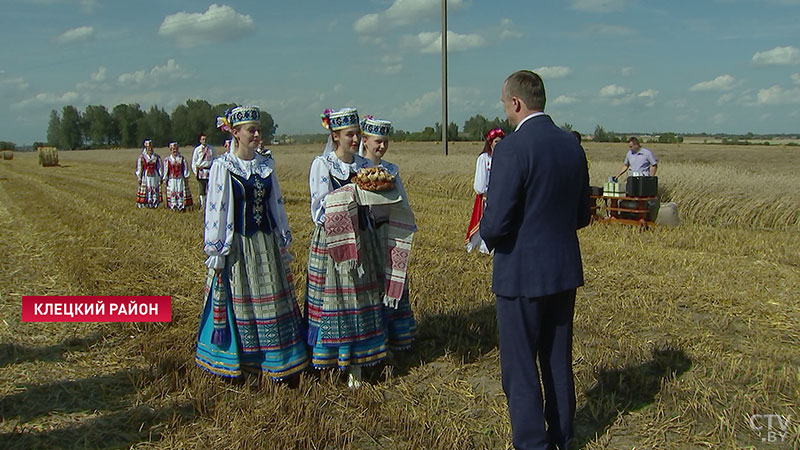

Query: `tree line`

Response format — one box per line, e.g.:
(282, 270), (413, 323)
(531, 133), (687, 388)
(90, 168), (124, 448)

(45, 99), (277, 150)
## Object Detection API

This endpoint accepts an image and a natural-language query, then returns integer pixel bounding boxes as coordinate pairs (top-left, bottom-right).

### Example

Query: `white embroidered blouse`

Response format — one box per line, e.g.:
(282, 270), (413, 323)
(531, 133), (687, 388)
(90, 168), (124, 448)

(203, 152), (292, 269)
(473, 152), (492, 195)
(308, 152), (372, 225)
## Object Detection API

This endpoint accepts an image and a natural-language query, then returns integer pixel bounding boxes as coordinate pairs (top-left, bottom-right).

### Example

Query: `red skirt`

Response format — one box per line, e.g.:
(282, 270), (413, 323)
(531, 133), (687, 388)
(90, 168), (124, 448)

(466, 194), (483, 245)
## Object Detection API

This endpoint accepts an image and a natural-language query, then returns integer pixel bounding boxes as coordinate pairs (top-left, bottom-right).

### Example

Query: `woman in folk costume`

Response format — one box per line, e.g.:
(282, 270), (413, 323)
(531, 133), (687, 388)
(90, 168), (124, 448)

(307, 107), (387, 388)
(162, 142), (194, 211)
(465, 128), (505, 253)
(195, 105), (309, 381)
(135, 139), (163, 208)
(358, 116), (418, 352)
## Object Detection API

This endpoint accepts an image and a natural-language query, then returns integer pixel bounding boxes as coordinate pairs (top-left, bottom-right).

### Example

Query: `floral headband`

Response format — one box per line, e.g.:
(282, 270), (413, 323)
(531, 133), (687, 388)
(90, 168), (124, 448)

(486, 128), (505, 142)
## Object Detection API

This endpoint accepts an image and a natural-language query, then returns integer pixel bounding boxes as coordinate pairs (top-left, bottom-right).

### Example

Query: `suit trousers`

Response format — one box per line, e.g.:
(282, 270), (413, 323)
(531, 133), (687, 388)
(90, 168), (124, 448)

(496, 289), (576, 450)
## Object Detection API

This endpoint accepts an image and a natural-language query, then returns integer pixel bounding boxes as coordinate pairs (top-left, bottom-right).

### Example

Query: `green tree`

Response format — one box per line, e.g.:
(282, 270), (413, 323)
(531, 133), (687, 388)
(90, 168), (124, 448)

(111, 103), (144, 148)
(137, 106), (172, 147)
(46, 109), (60, 147)
(463, 114), (490, 140)
(83, 105), (113, 147)
(59, 105), (83, 149)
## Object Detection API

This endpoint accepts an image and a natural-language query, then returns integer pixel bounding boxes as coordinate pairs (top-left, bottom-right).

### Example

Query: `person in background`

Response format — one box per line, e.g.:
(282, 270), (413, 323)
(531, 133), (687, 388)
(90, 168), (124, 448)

(135, 139), (162, 208)
(614, 136), (657, 180)
(359, 115), (418, 354)
(162, 141), (193, 211)
(572, 130), (590, 178)
(306, 107), (387, 389)
(466, 128), (504, 253)
(191, 133), (215, 207)
(481, 70), (590, 450)
(195, 106), (308, 381)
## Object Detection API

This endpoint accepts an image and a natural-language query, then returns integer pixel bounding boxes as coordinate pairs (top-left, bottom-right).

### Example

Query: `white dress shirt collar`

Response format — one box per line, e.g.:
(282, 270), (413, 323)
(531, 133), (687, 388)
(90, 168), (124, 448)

(514, 111), (546, 132)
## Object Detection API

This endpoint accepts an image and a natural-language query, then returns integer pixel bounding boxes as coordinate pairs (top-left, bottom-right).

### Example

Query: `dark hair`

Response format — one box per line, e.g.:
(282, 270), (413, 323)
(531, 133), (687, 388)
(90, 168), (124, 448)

(504, 70), (546, 111)
(198, 133), (207, 141)
(571, 130), (582, 144)
(627, 136), (640, 145)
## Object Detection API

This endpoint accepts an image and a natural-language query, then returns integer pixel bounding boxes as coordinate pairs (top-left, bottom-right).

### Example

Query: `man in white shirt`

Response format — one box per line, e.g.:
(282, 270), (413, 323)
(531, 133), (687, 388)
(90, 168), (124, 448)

(191, 133), (215, 207)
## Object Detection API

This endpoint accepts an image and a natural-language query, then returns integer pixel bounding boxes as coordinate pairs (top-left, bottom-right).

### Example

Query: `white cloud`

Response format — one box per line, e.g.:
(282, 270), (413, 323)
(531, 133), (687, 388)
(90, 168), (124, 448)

(553, 95), (578, 105)
(583, 24), (635, 36)
(638, 89), (659, 99)
(80, 0), (99, 13)
(638, 89), (658, 107)
(91, 66), (106, 82)
(621, 66), (633, 76)
(792, 73), (800, 85)
(690, 74), (736, 91)
(534, 66), (572, 80)
(391, 90), (440, 119)
(752, 46), (800, 65)
(756, 84), (800, 105)
(717, 92), (736, 104)
(569, 0), (631, 13)
(0, 72), (29, 91)
(499, 18), (523, 40)
(376, 56), (403, 75)
(14, 91), (81, 108)
(158, 4), (253, 48)
(599, 84), (628, 97)
(354, 0), (466, 34)
(404, 31), (486, 54)
(712, 113), (727, 125)
(55, 26), (94, 45)
(117, 59), (190, 87)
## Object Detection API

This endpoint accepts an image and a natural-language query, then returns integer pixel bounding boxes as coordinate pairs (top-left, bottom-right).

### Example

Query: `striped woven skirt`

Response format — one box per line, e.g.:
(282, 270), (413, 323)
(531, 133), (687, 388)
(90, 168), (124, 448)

(305, 224), (387, 369)
(164, 176), (193, 210)
(136, 174), (162, 208)
(195, 230), (309, 380)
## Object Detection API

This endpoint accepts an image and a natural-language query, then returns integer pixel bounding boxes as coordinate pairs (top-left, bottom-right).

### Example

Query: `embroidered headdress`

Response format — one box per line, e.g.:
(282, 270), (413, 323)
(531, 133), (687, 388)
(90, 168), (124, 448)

(320, 107), (360, 155)
(216, 105), (261, 133)
(360, 116), (391, 137)
(321, 107), (359, 131)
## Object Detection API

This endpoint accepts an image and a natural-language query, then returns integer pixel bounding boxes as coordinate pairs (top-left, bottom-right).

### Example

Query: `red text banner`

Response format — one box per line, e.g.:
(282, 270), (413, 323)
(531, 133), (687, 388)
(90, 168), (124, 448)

(22, 296), (172, 322)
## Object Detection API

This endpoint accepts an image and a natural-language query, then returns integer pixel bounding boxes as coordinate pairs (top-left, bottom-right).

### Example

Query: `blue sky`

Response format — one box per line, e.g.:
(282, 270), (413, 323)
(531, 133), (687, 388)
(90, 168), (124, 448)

(1, 0), (800, 145)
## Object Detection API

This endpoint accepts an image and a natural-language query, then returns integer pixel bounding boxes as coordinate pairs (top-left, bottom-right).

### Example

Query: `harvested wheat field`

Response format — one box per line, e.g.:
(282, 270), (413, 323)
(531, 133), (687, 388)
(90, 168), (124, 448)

(0, 142), (798, 449)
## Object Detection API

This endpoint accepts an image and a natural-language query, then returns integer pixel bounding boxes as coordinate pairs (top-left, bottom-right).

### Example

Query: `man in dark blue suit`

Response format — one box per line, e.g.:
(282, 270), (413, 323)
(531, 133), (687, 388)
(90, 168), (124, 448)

(480, 70), (591, 450)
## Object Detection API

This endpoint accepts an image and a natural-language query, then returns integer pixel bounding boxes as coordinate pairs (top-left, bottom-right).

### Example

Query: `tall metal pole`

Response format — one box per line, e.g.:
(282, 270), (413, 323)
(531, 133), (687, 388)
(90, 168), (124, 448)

(441, 0), (448, 156)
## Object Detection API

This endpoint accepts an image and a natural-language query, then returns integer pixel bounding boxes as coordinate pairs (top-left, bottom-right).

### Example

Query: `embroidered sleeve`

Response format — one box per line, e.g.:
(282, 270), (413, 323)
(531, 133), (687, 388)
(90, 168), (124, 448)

(156, 156), (163, 179)
(191, 147), (200, 175)
(135, 156), (143, 180)
(162, 159), (170, 182)
(268, 161), (293, 248)
(309, 156), (333, 225)
(182, 156), (191, 178)
(473, 153), (490, 194)
(203, 161), (235, 269)
(200, 146), (214, 168)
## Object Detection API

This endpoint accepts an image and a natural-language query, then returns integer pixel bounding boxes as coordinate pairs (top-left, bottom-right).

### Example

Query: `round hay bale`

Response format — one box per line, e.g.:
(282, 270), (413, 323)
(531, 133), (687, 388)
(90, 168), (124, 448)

(37, 146), (59, 167)
(2, 150), (12, 160)
(656, 202), (680, 226)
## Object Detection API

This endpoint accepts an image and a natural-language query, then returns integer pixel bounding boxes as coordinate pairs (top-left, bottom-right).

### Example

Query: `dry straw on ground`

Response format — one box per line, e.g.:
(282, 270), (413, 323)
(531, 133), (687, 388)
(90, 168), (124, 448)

(0, 142), (798, 449)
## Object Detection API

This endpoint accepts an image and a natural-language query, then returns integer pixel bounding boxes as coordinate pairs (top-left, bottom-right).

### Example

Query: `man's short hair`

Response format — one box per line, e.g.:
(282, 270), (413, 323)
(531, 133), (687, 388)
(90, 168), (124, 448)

(504, 70), (546, 111)
(627, 136), (640, 145)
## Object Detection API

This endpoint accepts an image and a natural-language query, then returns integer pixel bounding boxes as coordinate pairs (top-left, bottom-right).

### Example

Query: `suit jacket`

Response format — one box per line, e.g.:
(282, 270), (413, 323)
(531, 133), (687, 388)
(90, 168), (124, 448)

(480, 114), (590, 298)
